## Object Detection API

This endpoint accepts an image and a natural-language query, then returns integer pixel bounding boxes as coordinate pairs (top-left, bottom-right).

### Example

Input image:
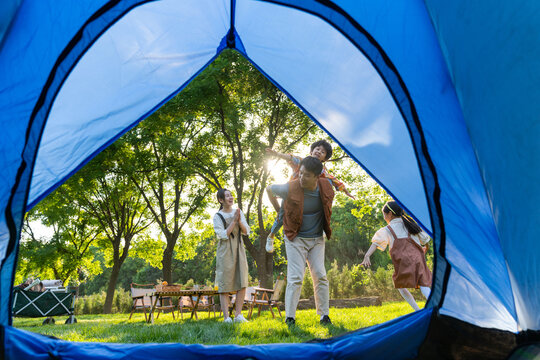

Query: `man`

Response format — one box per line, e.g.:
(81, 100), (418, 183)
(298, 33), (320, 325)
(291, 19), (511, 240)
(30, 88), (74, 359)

(266, 156), (335, 325)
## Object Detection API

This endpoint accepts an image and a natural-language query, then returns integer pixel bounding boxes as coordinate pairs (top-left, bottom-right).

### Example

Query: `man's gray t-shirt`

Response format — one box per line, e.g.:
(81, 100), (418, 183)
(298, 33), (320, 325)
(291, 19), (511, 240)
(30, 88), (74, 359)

(270, 183), (323, 238)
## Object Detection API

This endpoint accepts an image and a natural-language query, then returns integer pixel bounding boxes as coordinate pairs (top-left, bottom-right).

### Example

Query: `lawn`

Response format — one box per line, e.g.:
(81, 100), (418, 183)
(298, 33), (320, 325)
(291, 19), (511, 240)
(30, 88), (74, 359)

(13, 301), (419, 345)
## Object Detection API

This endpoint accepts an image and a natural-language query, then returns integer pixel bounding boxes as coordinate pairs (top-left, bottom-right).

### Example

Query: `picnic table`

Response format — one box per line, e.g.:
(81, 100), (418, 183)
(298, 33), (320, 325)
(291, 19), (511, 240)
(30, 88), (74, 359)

(147, 289), (218, 324)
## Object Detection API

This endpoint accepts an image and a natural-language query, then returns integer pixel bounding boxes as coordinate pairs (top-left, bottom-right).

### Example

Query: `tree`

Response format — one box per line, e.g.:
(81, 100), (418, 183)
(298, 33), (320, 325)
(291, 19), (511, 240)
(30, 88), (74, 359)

(74, 144), (152, 313)
(124, 109), (212, 283)
(17, 49), (393, 298)
(170, 50), (321, 288)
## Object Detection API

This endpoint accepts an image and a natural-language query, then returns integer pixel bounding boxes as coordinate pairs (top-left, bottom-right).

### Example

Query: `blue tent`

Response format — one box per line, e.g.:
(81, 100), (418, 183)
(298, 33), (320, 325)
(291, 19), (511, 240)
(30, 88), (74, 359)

(0, 0), (538, 358)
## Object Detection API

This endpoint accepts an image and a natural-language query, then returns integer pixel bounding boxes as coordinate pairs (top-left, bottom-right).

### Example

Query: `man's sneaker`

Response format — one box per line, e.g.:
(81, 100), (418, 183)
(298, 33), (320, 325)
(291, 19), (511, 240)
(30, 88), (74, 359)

(320, 315), (332, 325)
(285, 317), (295, 326)
(265, 236), (274, 253)
(234, 314), (248, 323)
(223, 317), (233, 323)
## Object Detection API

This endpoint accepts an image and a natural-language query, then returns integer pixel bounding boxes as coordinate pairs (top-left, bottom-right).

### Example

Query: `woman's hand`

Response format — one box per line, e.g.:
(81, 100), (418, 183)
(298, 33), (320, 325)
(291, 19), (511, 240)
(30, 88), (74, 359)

(226, 209), (242, 238)
(360, 256), (371, 268)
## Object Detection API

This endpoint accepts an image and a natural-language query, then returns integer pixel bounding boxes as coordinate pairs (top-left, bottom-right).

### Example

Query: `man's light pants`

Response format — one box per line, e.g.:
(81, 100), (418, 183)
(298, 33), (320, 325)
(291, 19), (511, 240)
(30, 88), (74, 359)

(284, 235), (329, 319)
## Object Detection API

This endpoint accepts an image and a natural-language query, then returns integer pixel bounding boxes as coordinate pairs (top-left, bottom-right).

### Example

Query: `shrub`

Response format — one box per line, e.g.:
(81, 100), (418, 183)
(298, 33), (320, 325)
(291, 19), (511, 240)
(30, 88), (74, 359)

(327, 260), (340, 298)
(295, 261), (429, 302)
(300, 269), (313, 299)
(75, 289), (132, 314)
(367, 265), (400, 301)
(113, 288), (132, 313)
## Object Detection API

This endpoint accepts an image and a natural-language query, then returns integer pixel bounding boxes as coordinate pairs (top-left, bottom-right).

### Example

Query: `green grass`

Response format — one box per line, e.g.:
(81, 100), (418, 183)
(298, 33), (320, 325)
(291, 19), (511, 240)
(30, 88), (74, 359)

(13, 302), (420, 345)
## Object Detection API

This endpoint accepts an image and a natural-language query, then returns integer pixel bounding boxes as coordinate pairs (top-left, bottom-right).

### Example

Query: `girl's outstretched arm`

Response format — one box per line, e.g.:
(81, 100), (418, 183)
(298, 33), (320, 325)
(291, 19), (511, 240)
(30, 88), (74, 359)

(360, 243), (379, 268)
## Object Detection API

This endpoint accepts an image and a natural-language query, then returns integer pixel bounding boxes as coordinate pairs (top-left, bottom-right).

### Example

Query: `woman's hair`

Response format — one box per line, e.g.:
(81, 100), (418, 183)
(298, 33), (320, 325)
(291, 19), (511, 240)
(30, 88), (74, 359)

(216, 188), (230, 210)
(300, 156), (324, 176)
(383, 201), (422, 235)
(310, 139), (333, 161)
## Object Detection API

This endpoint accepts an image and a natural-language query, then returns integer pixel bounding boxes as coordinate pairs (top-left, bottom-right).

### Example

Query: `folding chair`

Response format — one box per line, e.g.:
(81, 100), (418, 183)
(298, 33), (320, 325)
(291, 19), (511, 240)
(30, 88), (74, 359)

(248, 276), (286, 319)
(177, 296), (195, 320)
(182, 285), (218, 319)
(223, 286), (256, 317)
(196, 290), (217, 319)
(129, 283), (175, 321)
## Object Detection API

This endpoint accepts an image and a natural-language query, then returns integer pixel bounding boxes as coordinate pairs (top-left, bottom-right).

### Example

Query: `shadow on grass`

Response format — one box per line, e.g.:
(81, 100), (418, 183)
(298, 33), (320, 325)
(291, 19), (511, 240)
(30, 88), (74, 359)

(326, 323), (350, 338)
(13, 304), (413, 345)
(15, 314), (350, 344)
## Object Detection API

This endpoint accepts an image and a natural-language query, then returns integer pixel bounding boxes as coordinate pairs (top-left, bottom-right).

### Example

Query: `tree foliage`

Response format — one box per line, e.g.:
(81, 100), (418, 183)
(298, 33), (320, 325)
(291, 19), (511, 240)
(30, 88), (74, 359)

(161, 50), (321, 287)
(17, 49), (405, 304)
(122, 105), (212, 283)
(18, 180), (102, 286)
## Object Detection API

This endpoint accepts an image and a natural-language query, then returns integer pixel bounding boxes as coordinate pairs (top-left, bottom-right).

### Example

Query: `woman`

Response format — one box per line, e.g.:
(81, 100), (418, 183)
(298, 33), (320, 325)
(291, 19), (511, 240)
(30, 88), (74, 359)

(360, 201), (432, 311)
(212, 189), (250, 323)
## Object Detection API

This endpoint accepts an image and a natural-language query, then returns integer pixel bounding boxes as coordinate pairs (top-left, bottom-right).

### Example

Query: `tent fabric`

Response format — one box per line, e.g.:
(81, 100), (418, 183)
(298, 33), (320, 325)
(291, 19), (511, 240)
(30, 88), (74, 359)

(0, 0), (21, 49)
(423, 0), (540, 332)
(234, 0), (517, 331)
(0, 0), (126, 326)
(2, 308), (433, 360)
(234, 0), (430, 230)
(0, 0), (538, 358)
(27, 0), (229, 210)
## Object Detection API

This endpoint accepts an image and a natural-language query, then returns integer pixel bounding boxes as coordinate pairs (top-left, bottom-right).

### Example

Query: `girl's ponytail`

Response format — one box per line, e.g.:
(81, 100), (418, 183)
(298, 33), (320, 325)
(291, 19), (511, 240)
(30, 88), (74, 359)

(383, 201), (422, 235)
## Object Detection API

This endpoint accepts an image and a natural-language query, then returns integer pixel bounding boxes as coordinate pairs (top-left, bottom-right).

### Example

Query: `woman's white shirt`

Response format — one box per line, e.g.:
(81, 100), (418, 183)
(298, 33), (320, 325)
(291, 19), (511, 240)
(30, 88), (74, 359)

(371, 218), (430, 251)
(213, 208), (250, 240)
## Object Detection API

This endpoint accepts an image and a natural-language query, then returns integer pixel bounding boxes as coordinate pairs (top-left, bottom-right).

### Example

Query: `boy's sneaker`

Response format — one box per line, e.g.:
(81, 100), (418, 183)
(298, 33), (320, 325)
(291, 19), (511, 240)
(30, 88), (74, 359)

(223, 317), (233, 323)
(285, 317), (296, 326)
(234, 314), (248, 323)
(265, 236), (274, 253)
(320, 315), (332, 325)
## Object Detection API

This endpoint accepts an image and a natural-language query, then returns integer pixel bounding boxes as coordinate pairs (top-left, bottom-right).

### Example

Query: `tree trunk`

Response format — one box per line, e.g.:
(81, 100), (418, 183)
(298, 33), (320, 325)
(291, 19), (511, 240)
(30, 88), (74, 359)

(103, 262), (121, 314)
(256, 250), (274, 289)
(162, 242), (175, 284)
(260, 254), (274, 289)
